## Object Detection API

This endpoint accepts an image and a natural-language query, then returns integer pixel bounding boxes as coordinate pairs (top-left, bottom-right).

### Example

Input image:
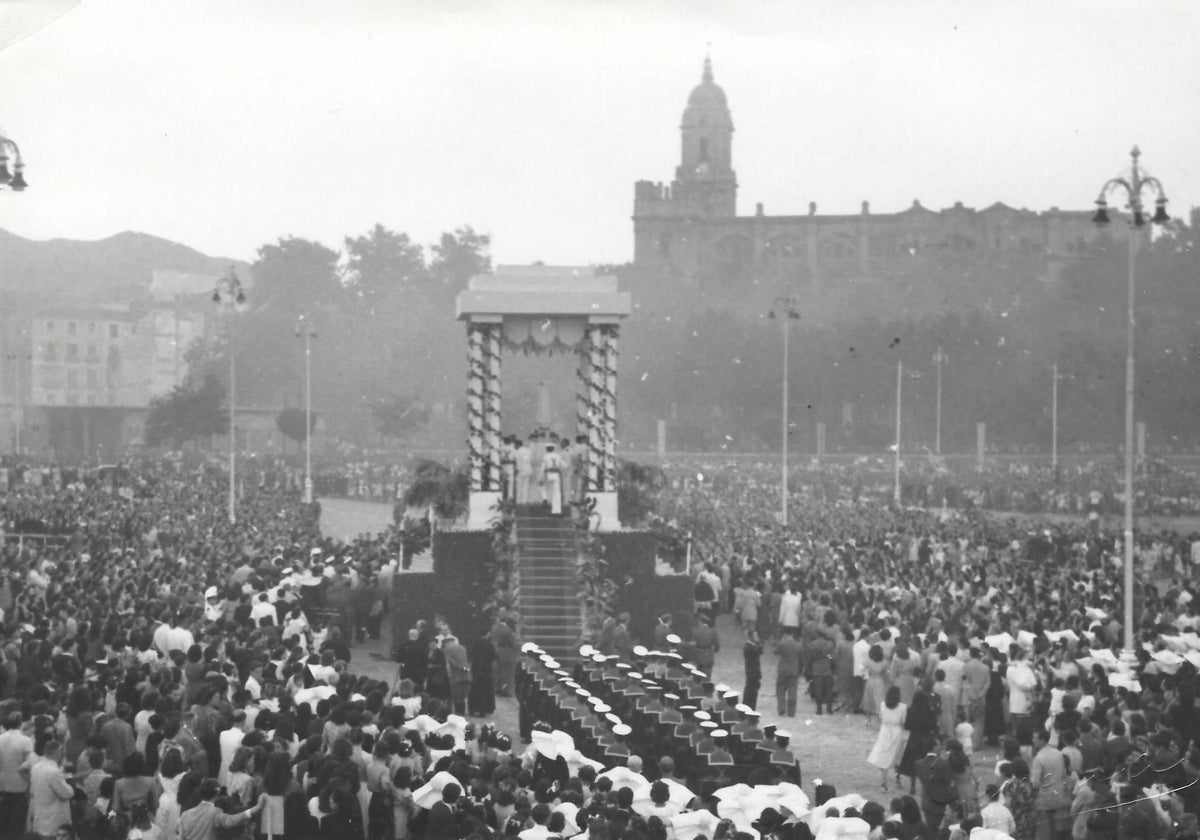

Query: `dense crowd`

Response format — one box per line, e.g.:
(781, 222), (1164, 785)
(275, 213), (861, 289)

(646, 456), (1200, 840)
(654, 456), (1200, 520)
(0, 450), (1198, 840)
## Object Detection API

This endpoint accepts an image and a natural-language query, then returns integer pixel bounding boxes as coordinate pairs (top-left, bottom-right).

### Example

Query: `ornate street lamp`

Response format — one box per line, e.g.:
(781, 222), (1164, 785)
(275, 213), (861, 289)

(296, 315), (317, 504)
(768, 297), (801, 527)
(213, 268), (248, 524)
(0, 133), (29, 192)
(1092, 145), (1170, 661)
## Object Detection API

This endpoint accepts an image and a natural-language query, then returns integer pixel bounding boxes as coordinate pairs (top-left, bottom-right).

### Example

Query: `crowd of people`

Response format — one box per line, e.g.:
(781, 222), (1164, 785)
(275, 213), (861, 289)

(648, 455), (1200, 840)
(0, 447), (1197, 840)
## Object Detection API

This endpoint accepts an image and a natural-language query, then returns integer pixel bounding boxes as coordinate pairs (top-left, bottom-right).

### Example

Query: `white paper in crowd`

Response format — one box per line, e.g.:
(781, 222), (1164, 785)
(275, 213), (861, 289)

(808, 794), (868, 832)
(409, 714), (439, 735)
(756, 782), (810, 820)
(815, 816), (871, 840)
(1151, 649), (1183, 673)
(412, 771), (460, 810)
(596, 766), (647, 791)
(671, 809), (720, 840)
(1160, 635), (1188, 652)
(553, 802), (584, 837)
(630, 778), (696, 816)
(717, 790), (772, 831)
(712, 783), (755, 801)
(563, 748), (603, 777)
(1108, 671), (1142, 692)
(984, 632), (1013, 650)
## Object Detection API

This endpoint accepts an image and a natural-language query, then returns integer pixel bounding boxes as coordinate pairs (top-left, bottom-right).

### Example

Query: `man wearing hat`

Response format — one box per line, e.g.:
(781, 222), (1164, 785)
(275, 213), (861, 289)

(180, 777), (265, 839)
(692, 613), (719, 677)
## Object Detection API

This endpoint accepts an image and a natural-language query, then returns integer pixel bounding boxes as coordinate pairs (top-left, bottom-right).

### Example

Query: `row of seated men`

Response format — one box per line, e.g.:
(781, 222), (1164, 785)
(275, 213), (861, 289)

(516, 641), (800, 795)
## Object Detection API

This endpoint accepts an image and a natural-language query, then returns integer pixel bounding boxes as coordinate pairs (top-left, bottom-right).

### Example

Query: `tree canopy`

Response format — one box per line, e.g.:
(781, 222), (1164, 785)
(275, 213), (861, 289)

(144, 374), (227, 448)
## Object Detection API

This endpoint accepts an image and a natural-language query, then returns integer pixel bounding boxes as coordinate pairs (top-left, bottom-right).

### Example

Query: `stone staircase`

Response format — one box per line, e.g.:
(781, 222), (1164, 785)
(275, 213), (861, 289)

(515, 508), (582, 663)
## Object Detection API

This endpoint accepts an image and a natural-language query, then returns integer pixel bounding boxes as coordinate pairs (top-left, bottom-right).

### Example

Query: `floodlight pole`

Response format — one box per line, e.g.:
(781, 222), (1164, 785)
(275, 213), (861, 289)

(1092, 145), (1171, 661)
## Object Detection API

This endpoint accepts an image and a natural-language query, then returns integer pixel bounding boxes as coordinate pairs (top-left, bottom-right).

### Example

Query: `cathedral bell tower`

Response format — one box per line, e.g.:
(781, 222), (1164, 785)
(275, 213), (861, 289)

(631, 53), (738, 265)
(675, 54), (737, 217)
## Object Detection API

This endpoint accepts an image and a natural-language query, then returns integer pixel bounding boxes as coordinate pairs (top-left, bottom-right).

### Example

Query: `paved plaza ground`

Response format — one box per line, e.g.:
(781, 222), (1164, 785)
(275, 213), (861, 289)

(325, 497), (1004, 801)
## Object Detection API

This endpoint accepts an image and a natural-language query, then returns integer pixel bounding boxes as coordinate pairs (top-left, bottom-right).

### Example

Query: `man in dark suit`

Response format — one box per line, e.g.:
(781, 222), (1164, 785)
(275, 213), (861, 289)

(1077, 720), (1104, 772)
(443, 636), (472, 716)
(397, 628), (429, 689)
(775, 628), (803, 717)
(692, 614), (719, 676)
(427, 782), (460, 840)
(490, 616), (519, 697)
(1103, 719), (1132, 773)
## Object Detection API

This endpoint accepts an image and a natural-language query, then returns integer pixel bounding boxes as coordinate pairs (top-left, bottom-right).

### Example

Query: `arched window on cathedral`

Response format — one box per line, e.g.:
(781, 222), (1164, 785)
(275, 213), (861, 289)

(658, 234), (672, 256)
(762, 235), (809, 285)
(712, 234), (752, 281)
(699, 137), (709, 162)
(818, 232), (858, 278)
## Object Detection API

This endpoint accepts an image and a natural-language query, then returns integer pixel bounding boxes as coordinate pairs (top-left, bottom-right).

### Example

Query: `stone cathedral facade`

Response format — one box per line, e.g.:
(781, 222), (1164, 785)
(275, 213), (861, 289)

(630, 57), (1128, 306)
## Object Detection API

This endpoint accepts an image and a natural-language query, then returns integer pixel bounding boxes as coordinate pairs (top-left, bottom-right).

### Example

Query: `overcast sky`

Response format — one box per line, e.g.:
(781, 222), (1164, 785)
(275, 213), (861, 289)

(1, 0), (1197, 267)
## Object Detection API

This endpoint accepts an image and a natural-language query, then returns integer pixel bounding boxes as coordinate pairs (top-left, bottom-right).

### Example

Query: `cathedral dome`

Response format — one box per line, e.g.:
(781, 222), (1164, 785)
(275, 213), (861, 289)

(682, 56), (732, 127)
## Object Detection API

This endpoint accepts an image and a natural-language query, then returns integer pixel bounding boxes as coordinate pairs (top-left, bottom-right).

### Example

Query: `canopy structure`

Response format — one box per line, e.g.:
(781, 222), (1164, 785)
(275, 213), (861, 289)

(455, 266), (632, 529)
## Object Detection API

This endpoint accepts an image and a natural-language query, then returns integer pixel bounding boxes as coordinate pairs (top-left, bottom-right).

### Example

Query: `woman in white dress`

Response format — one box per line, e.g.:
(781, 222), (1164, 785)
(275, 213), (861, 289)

(154, 748), (185, 840)
(867, 685), (908, 792)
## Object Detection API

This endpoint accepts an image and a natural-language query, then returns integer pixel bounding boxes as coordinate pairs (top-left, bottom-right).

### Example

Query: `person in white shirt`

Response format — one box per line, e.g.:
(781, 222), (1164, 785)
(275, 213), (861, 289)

(282, 609), (310, 647)
(980, 783), (1015, 835)
(218, 711), (247, 786)
(25, 740), (73, 838)
(250, 594), (277, 627)
(0, 711), (33, 834)
(244, 663), (264, 701)
(514, 441), (533, 505)
(541, 445), (565, 516)
(166, 619), (196, 654)
(204, 588), (224, 623)
(152, 617), (174, 656)
(1006, 652), (1038, 729)
(778, 584), (802, 633)
(851, 630), (872, 713)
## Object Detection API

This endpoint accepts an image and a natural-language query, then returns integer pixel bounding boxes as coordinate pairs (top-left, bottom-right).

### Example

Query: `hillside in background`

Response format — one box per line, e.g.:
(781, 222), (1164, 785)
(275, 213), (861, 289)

(0, 227), (247, 312)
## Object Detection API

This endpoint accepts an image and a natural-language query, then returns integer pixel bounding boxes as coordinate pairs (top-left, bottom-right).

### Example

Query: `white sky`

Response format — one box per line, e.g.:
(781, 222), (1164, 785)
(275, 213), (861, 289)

(1, 0), (1198, 266)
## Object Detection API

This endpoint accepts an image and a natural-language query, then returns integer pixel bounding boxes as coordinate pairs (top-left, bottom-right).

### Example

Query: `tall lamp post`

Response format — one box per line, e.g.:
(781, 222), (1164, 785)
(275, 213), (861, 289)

(894, 360), (903, 505)
(1050, 363), (1059, 472)
(1092, 145), (1170, 660)
(212, 269), (247, 524)
(933, 346), (947, 455)
(893, 360), (922, 506)
(769, 297), (802, 527)
(296, 315), (317, 504)
(0, 133), (29, 192)
(6, 345), (31, 453)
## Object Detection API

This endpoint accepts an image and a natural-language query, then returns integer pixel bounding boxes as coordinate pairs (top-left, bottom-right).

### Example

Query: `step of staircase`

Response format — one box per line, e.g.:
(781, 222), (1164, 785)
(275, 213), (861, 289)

(515, 512), (583, 662)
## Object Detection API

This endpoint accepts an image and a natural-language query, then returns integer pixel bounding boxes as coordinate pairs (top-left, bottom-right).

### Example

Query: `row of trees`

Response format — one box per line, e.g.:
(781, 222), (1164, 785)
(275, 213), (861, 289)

(153, 212), (1200, 455)
(616, 216), (1200, 452)
(152, 225), (490, 449)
